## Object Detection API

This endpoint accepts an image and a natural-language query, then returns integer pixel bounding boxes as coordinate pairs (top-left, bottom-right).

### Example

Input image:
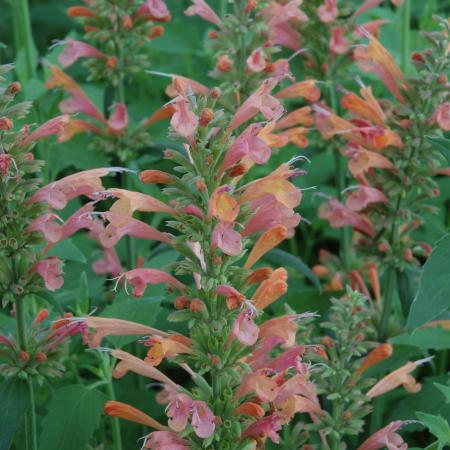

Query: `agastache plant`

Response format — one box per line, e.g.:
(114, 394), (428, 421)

(64, 76), (327, 450)
(315, 18), (450, 339)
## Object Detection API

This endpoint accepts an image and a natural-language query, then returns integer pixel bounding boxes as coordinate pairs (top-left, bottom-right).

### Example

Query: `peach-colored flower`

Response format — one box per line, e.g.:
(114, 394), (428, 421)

(258, 315), (299, 348)
(317, 0), (338, 23)
(21, 115), (70, 145)
(432, 102), (450, 131)
(244, 225), (288, 269)
(185, 0), (223, 28)
(144, 335), (193, 366)
(238, 368), (280, 402)
(345, 185), (388, 211)
(59, 38), (106, 68)
(144, 431), (189, 449)
(367, 357), (432, 398)
(275, 80), (320, 102)
(243, 414), (284, 444)
(342, 145), (396, 178)
(31, 257), (64, 291)
(104, 401), (166, 430)
(275, 107), (314, 129)
(209, 186), (240, 223)
(165, 75), (209, 98)
(235, 402), (265, 418)
(83, 316), (167, 348)
(215, 284), (245, 310)
(330, 27), (349, 55)
(356, 343), (393, 375)
(211, 222), (242, 256)
(252, 267), (288, 309)
(170, 96), (198, 140)
(247, 48), (266, 72)
(107, 103), (128, 134)
(123, 268), (185, 298)
(358, 421), (407, 450)
(340, 87), (386, 127)
(58, 117), (103, 142)
(26, 213), (62, 244)
(231, 308), (259, 345)
(93, 247), (122, 277)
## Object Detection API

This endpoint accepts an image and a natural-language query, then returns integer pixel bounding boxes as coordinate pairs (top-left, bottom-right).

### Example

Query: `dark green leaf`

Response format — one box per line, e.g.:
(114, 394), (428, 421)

(38, 385), (106, 450)
(427, 136), (450, 164)
(0, 378), (29, 450)
(397, 266), (421, 318)
(46, 239), (86, 263)
(76, 272), (90, 315)
(390, 327), (450, 350)
(408, 234), (450, 330)
(265, 248), (322, 292)
(435, 383), (450, 403)
(416, 412), (450, 450)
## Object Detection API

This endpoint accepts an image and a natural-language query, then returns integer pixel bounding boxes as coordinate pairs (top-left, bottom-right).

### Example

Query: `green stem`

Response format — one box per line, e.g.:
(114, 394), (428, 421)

(14, 296), (38, 450)
(379, 264), (396, 340)
(400, 0), (411, 74)
(11, 0), (37, 80)
(101, 355), (123, 450)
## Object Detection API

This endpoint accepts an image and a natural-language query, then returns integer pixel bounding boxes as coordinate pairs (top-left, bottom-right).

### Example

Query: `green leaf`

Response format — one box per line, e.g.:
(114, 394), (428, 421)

(101, 295), (163, 347)
(46, 239), (86, 263)
(390, 327), (450, 350)
(435, 383), (450, 403)
(76, 272), (90, 315)
(408, 234), (450, 330)
(427, 136), (450, 164)
(397, 266), (421, 317)
(0, 378), (29, 450)
(265, 248), (322, 292)
(38, 385), (106, 450)
(416, 412), (450, 450)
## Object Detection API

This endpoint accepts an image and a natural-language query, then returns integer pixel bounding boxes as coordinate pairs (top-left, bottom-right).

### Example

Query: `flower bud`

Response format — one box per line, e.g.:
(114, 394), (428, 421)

(25, 152), (34, 161)
(84, 25), (99, 33)
(322, 336), (333, 348)
(244, 0), (257, 12)
(123, 15), (133, 30)
(312, 265), (329, 276)
(36, 352), (47, 363)
(195, 179), (207, 192)
(438, 74), (448, 84)
(411, 52), (425, 64)
(174, 296), (190, 309)
(140, 170), (173, 184)
(33, 309), (49, 326)
(377, 241), (390, 253)
(190, 298), (205, 313)
(216, 55), (233, 72)
(403, 248), (414, 262)
(67, 6), (95, 17)
(107, 56), (118, 68)
(228, 164), (248, 177)
(20, 351), (30, 362)
(0, 117), (13, 131)
(6, 82), (21, 96)
(149, 26), (164, 39)
(199, 108), (214, 127)
(208, 30), (219, 39)
(343, 411), (352, 420)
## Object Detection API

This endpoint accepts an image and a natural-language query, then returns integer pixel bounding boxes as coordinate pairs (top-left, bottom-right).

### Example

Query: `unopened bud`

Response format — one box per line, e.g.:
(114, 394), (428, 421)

(164, 149), (175, 159)
(228, 164), (247, 177)
(216, 55), (233, 72)
(123, 15), (133, 30)
(107, 56), (118, 68)
(0, 117), (13, 131)
(244, 0), (257, 12)
(403, 248), (414, 262)
(411, 52), (425, 64)
(25, 152), (34, 161)
(67, 6), (95, 17)
(195, 179), (207, 192)
(322, 336), (333, 348)
(208, 30), (219, 39)
(6, 82), (21, 95)
(20, 351), (30, 362)
(210, 355), (220, 365)
(377, 241), (390, 253)
(312, 265), (329, 276)
(149, 26), (164, 39)
(398, 119), (412, 129)
(84, 25), (99, 33)
(190, 298), (205, 313)
(33, 309), (49, 326)
(343, 411), (352, 420)
(36, 352), (47, 363)
(438, 74), (448, 84)
(199, 108), (214, 127)
(174, 296), (190, 309)
(209, 87), (221, 99)
(140, 169), (172, 184)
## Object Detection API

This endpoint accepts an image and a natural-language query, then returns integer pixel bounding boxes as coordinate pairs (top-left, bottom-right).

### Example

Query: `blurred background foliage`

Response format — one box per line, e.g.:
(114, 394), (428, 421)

(1, 1), (450, 449)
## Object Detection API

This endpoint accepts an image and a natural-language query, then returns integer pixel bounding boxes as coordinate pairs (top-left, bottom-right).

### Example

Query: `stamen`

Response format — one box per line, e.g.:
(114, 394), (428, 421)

(288, 48), (308, 62)
(415, 355), (434, 366)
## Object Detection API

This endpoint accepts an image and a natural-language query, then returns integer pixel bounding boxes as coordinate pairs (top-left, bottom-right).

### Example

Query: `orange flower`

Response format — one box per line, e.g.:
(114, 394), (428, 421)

(342, 145), (396, 178)
(59, 118), (103, 142)
(209, 186), (240, 223)
(141, 104), (176, 127)
(275, 80), (320, 102)
(244, 225), (288, 269)
(104, 401), (166, 430)
(252, 268), (288, 310)
(366, 357), (433, 398)
(144, 335), (193, 366)
(235, 402), (265, 418)
(275, 107), (314, 129)
(84, 317), (167, 348)
(246, 267), (273, 284)
(367, 264), (381, 303)
(140, 170), (173, 184)
(356, 343), (393, 375)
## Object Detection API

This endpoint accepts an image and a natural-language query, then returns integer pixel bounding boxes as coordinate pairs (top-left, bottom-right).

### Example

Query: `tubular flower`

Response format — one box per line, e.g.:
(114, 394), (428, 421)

(58, 38), (106, 68)
(356, 344), (393, 375)
(144, 335), (193, 366)
(184, 0), (223, 29)
(231, 308), (259, 346)
(275, 80), (320, 102)
(104, 401), (166, 430)
(144, 431), (189, 450)
(252, 268), (288, 310)
(358, 421), (407, 450)
(366, 357), (433, 398)
(31, 257), (64, 291)
(243, 414), (284, 445)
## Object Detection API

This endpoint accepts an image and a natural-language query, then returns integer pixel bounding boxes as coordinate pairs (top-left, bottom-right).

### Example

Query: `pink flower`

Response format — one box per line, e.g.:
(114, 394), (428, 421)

(215, 284), (245, 310)
(269, 24), (302, 51)
(21, 115), (70, 145)
(99, 214), (172, 248)
(26, 213), (62, 244)
(170, 97), (198, 140)
(222, 124), (271, 170)
(345, 185), (388, 211)
(185, 0), (223, 28)
(167, 394), (192, 432)
(248, 336), (285, 370)
(145, 431), (189, 450)
(243, 414), (284, 444)
(57, 203), (99, 242)
(238, 368), (280, 402)
(59, 38), (106, 68)
(0, 154), (12, 177)
(231, 309), (259, 346)
(191, 401), (215, 438)
(319, 198), (375, 236)
(268, 345), (306, 372)
(330, 27), (349, 55)
(247, 48), (266, 72)
(123, 268), (185, 298)
(141, 0), (171, 21)
(358, 421), (407, 450)
(229, 79), (284, 131)
(211, 222), (242, 256)
(108, 103), (128, 134)
(317, 0), (338, 23)
(59, 93), (105, 124)
(259, 315), (299, 348)
(432, 102), (450, 131)
(93, 248), (122, 276)
(32, 257), (64, 291)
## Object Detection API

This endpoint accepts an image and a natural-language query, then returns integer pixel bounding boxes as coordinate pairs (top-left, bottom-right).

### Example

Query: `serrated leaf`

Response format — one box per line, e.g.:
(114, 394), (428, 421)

(435, 383), (450, 404)
(0, 378), (29, 450)
(390, 327), (450, 350)
(101, 295), (163, 347)
(416, 412), (450, 450)
(46, 239), (86, 263)
(265, 248), (322, 292)
(408, 234), (450, 330)
(38, 385), (106, 450)
(427, 136), (450, 164)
